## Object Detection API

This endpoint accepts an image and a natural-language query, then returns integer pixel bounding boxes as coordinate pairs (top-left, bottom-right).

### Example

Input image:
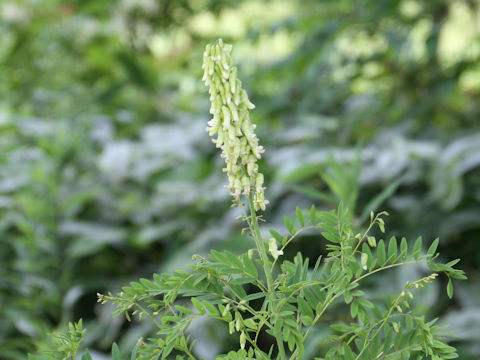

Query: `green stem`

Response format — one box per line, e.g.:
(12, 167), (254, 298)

(248, 195), (273, 291)
(247, 195), (287, 360)
(354, 285), (406, 360)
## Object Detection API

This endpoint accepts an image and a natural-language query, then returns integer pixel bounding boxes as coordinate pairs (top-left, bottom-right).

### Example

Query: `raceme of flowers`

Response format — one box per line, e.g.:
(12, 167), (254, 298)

(202, 39), (268, 211)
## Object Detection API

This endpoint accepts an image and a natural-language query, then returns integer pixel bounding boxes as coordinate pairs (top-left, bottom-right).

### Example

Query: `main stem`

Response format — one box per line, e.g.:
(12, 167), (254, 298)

(247, 195), (287, 360)
(248, 195), (273, 290)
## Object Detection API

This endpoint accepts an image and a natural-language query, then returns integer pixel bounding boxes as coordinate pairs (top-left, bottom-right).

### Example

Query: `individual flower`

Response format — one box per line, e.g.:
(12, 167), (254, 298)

(268, 237), (283, 260)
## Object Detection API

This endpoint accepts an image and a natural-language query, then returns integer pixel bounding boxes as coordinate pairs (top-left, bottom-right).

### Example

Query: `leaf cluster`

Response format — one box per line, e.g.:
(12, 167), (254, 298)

(91, 204), (465, 359)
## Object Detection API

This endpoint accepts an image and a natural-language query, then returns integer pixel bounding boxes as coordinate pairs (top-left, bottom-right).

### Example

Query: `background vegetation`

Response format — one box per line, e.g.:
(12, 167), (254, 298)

(1, 0), (479, 358)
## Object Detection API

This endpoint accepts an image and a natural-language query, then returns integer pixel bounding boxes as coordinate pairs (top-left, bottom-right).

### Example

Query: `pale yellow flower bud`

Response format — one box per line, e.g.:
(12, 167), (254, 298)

(241, 176), (251, 196)
(361, 252), (368, 270)
(221, 106), (231, 128)
(240, 332), (246, 349)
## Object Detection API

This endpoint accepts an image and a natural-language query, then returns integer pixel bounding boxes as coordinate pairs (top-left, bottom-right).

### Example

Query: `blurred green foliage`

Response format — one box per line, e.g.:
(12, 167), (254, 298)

(0, 0), (479, 359)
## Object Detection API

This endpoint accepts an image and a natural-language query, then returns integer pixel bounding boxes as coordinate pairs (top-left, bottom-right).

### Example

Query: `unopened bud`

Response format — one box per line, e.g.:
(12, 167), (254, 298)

(240, 332), (246, 349)
(361, 253), (368, 270)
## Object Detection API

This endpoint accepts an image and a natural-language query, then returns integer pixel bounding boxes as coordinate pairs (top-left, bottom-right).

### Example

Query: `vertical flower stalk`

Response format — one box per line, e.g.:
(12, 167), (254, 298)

(202, 39), (268, 212)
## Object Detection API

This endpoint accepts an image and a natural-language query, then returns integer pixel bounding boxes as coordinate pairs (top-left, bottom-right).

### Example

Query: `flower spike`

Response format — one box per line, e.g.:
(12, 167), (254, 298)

(202, 39), (268, 211)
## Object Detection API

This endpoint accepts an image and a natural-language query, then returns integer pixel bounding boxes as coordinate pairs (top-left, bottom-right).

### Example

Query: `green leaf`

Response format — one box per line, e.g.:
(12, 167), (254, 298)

(223, 251), (243, 270)
(296, 206), (305, 227)
(193, 273), (207, 286)
(322, 230), (340, 243)
(230, 283), (247, 298)
(357, 298), (374, 308)
(112, 343), (121, 360)
(427, 238), (440, 257)
(343, 343), (355, 360)
(377, 239), (386, 266)
(319, 210), (338, 226)
(241, 254), (258, 278)
(413, 237), (422, 260)
(351, 290), (365, 297)
(297, 295), (314, 319)
(428, 262), (442, 272)
(153, 273), (163, 284)
(387, 237), (397, 262)
(269, 229), (288, 246)
(230, 277), (256, 285)
(372, 305), (382, 319)
(446, 258), (461, 267)
(209, 249), (224, 263)
(301, 315), (313, 326)
(400, 237), (408, 260)
(449, 271), (467, 280)
(447, 278), (453, 299)
(344, 291), (353, 304)
(243, 318), (257, 330)
(139, 278), (158, 290)
(357, 307), (368, 324)
(286, 332), (295, 352)
(81, 350), (93, 360)
(130, 344), (138, 360)
(350, 300), (359, 318)
(311, 255), (322, 280)
(163, 336), (177, 359)
(384, 323), (393, 352)
(243, 292), (265, 302)
(204, 301), (220, 316)
(284, 216), (297, 234)
(191, 298), (205, 313)
(176, 305), (194, 315)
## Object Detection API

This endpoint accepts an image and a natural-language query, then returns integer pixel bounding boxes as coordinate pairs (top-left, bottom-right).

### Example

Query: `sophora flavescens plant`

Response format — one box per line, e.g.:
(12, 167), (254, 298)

(31, 39), (466, 360)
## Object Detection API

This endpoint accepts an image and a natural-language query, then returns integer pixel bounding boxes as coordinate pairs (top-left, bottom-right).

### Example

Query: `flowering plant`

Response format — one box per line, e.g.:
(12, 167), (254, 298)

(32, 39), (465, 360)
